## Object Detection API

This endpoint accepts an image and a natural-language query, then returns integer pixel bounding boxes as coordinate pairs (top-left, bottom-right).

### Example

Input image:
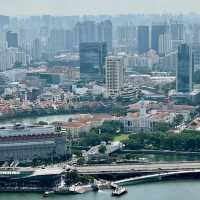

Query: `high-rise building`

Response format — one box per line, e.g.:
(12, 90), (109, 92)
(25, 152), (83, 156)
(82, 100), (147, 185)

(77, 21), (97, 44)
(48, 29), (75, 57)
(32, 38), (42, 61)
(170, 23), (184, 41)
(158, 33), (172, 55)
(192, 43), (200, 71)
(137, 26), (150, 54)
(105, 56), (125, 97)
(79, 42), (107, 81)
(64, 30), (73, 51)
(192, 25), (200, 44)
(97, 20), (113, 52)
(0, 48), (17, 71)
(170, 23), (184, 51)
(0, 31), (7, 49)
(48, 29), (66, 57)
(74, 20), (112, 52)
(151, 25), (167, 53)
(176, 44), (193, 93)
(6, 31), (18, 48)
(0, 15), (9, 30)
(15, 51), (28, 66)
(159, 51), (177, 72)
(117, 25), (135, 45)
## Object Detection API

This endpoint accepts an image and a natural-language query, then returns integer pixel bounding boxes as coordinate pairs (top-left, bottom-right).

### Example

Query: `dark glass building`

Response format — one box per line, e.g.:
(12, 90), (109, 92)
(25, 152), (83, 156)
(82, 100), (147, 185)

(151, 25), (167, 53)
(6, 31), (18, 48)
(137, 26), (149, 54)
(79, 42), (107, 81)
(176, 43), (193, 93)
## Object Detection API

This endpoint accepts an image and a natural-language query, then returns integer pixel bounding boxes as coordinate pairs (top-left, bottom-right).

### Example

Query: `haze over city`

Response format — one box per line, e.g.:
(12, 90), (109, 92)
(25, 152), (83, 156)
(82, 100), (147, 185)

(1, 0), (200, 199)
(0, 0), (200, 16)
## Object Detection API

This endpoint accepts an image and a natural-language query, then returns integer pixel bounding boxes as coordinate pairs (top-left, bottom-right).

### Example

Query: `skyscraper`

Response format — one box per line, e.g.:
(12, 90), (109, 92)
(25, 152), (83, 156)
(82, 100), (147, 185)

(0, 48), (16, 71)
(170, 23), (184, 41)
(151, 25), (167, 53)
(192, 43), (200, 71)
(192, 25), (200, 44)
(32, 38), (42, 61)
(97, 20), (113, 52)
(137, 26), (150, 54)
(79, 42), (107, 81)
(64, 30), (73, 51)
(0, 15), (9, 30)
(48, 29), (66, 57)
(176, 44), (193, 93)
(77, 21), (97, 44)
(170, 23), (184, 51)
(105, 56), (125, 97)
(6, 31), (18, 48)
(158, 33), (172, 55)
(116, 25), (136, 52)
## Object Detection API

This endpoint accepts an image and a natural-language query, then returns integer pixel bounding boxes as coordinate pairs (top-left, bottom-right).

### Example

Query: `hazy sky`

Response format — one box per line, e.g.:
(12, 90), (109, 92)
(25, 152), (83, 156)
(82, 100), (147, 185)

(0, 0), (199, 16)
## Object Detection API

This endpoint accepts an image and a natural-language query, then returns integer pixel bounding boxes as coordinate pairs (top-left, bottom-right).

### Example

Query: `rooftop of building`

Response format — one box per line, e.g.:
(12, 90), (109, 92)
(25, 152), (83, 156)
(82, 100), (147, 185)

(149, 110), (174, 121)
(187, 117), (200, 131)
(60, 114), (115, 129)
(0, 124), (55, 138)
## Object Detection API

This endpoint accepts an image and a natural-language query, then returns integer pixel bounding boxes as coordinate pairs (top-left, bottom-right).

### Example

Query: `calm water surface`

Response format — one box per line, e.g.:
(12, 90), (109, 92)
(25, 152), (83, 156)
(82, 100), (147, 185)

(1, 180), (200, 200)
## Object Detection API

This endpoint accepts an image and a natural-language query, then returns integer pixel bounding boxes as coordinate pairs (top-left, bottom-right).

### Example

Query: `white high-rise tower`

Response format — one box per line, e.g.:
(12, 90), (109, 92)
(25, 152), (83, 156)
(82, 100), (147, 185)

(105, 56), (125, 97)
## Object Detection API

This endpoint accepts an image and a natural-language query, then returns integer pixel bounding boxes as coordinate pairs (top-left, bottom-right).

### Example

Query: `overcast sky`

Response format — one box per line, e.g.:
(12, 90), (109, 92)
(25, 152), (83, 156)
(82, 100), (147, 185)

(0, 0), (199, 16)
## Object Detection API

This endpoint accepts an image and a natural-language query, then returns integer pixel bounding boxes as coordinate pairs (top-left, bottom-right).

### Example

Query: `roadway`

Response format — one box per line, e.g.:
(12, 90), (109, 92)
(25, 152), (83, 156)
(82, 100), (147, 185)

(76, 162), (200, 174)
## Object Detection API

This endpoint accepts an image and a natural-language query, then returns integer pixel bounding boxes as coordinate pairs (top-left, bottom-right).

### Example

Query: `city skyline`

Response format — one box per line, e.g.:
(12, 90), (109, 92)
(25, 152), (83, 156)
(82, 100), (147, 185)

(0, 0), (200, 16)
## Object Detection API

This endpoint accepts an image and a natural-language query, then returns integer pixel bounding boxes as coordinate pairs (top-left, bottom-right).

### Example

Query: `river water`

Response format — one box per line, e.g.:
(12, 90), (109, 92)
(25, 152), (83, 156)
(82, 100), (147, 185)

(0, 180), (200, 200)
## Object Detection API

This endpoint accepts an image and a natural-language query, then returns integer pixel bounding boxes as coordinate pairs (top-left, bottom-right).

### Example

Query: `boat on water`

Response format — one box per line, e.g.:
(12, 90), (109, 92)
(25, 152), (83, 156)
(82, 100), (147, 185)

(69, 184), (93, 194)
(43, 191), (54, 197)
(112, 187), (128, 196)
(93, 179), (111, 190)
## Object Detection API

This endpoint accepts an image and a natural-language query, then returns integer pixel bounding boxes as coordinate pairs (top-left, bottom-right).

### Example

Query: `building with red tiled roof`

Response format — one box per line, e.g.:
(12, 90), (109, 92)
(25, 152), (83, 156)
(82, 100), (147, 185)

(57, 114), (116, 138)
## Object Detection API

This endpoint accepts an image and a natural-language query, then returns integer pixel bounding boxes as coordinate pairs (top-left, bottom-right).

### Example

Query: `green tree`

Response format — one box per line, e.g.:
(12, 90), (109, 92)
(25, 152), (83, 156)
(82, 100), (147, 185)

(98, 145), (107, 154)
(111, 106), (127, 116)
(153, 122), (172, 132)
(173, 114), (184, 127)
(125, 131), (200, 152)
(38, 121), (48, 125)
(101, 121), (122, 134)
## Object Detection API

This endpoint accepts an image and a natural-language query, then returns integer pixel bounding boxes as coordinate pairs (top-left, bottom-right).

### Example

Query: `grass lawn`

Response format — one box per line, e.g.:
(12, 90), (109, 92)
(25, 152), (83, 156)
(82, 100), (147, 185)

(113, 134), (129, 142)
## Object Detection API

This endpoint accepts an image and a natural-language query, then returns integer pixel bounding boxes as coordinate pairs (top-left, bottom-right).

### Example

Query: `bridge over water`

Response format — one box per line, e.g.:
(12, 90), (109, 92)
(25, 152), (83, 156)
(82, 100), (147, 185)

(114, 169), (200, 185)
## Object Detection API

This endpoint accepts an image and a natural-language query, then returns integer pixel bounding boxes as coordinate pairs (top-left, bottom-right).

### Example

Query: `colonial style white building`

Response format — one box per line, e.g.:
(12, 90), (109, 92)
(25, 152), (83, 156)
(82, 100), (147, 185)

(121, 100), (153, 133)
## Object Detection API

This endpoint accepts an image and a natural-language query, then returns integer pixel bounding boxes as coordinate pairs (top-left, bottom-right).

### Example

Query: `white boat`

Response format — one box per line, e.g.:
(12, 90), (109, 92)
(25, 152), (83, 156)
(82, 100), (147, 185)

(69, 184), (93, 194)
(112, 187), (128, 196)
(43, 191), (54, 197)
